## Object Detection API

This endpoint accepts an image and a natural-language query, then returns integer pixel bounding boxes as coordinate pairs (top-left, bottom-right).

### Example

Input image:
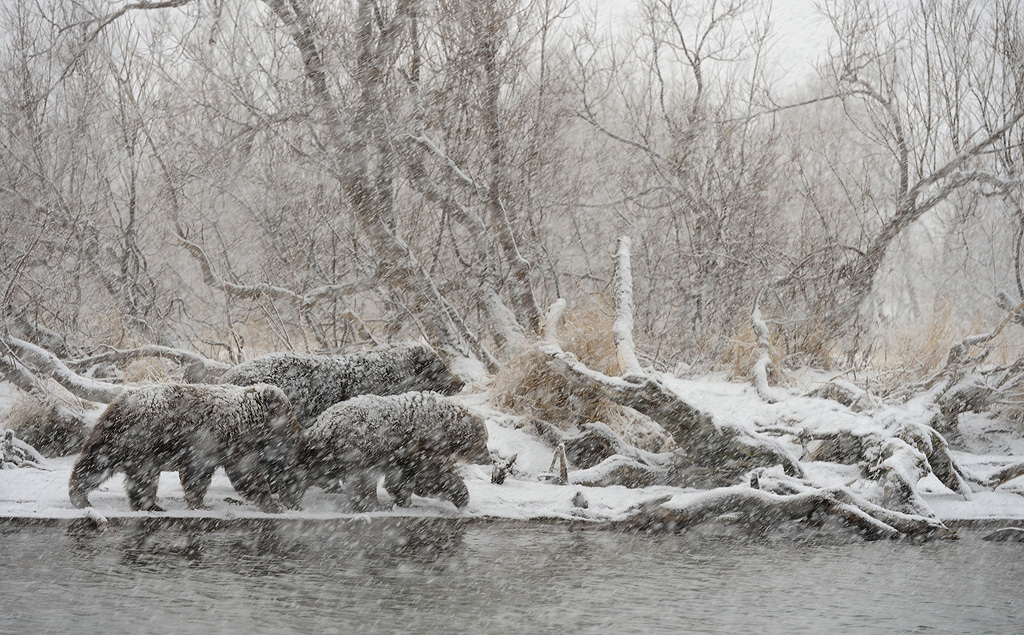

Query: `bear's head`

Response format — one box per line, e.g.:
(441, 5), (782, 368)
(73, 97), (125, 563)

(398, 345), (465, 396)
(450, 408), (490, 465)
(250, 383), (301, 434)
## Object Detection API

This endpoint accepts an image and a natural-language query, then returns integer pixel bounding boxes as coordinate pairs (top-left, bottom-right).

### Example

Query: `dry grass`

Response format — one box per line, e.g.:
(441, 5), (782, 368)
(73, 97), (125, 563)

(873, 299), (963, 380)
(490, 304), (674, 452)
(721, 323), (790, 384)
(122, 358), (183, 384)
(491, 305), (617, 425)
(4, 386), (89, 457)
(865, 299), (1024, 389)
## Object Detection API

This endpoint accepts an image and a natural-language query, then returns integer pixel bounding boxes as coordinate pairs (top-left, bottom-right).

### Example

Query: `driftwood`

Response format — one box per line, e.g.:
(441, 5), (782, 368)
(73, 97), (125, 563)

(570, 454), (668, 488)
(600, 486), (956, 540)
(542, 347), (803, 479)
(808, 379), (880, 413)
(982, 527), (1024, 542)
(490, 453), (517, 484)
(540, 444), (569, 485)
(536, 236), (959, 538)
(990, 462), (1024, 487)
(803, 422), (971, 515)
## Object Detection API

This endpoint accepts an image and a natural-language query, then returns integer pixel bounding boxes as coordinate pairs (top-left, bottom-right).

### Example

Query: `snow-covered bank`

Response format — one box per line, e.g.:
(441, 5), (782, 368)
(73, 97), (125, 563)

(3, 419), (1024, 527)
(4, 371), (1024, 529)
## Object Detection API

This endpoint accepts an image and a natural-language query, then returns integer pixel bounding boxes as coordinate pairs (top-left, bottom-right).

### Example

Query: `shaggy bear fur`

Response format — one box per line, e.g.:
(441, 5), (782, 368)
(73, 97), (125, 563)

(69, 383), (299, 513)
(282, 391), (490, 511)
(219, 343), (465, 426)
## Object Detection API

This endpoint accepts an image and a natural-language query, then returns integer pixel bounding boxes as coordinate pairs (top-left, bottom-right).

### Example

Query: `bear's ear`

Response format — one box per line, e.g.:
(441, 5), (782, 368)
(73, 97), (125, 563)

(258, 384), (286, 406)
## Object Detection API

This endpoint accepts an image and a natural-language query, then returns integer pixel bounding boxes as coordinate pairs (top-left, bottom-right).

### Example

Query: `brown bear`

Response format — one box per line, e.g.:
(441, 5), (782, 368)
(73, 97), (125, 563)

(282, 391), (490, 511)
(69, 383), (299, 513)
(219, 343), (465, 427)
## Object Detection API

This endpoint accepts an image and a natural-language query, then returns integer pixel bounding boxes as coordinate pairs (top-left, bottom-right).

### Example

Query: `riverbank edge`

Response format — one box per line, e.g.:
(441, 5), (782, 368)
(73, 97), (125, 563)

(2, 513), (1023, 535)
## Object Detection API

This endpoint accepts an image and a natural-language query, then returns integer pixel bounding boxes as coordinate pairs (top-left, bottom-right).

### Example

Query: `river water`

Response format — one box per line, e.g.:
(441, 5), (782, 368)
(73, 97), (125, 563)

(1, 518), (1022, 634)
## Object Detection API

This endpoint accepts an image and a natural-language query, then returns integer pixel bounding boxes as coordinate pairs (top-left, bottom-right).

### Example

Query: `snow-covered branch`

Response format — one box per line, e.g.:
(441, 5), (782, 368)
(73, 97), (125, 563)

(177, 233), (369, 310)
(750, 299), (777, 403)
(2, 336), (123, 403)
(66, 345), (231, 383)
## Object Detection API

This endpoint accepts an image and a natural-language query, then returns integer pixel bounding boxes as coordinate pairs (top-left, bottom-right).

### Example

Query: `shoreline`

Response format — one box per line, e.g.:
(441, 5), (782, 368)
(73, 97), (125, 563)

(3, 511), (1023, 534)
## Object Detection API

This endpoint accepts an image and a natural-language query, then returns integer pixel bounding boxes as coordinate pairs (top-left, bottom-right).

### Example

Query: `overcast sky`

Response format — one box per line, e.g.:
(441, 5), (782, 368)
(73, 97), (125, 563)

(588, 0), (833, 87)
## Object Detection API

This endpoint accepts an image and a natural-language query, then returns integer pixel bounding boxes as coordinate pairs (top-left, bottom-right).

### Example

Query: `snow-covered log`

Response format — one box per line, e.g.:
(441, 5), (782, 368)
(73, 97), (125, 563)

(807, 379), (880, 413)
(601, 486), (956, 540)
(66, 345), (232, 383)
(2, 335), (123, 403)
(542, 345), (803, 478)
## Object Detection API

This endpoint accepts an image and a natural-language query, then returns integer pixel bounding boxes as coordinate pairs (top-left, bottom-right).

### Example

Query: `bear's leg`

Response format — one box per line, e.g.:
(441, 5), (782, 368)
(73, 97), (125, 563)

(438, 471), (470, 509)
(223, 455), (282, 514)
(125, 462), (164, 512)
(346, 468), (385, 512)
(179, 460), (217, 510)
(68, 446), (116, 509)
(412, 462), (470, 509)
(277, 466), (309, 511)
(383, 464), (417, 508)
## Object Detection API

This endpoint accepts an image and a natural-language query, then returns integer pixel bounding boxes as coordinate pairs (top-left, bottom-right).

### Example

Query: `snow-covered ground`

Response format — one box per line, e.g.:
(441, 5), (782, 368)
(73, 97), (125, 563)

(3, 374), (1024, 527)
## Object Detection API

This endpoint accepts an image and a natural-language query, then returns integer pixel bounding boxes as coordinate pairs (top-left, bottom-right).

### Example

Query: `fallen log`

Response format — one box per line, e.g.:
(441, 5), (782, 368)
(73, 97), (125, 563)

(542, 346), (803, 479)
(67, 345), (232, 383)
(600, 486), (956, 540)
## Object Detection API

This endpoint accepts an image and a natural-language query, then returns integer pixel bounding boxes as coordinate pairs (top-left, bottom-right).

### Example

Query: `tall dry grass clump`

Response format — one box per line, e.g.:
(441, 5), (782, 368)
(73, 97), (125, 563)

(492, 305), (618, 427)
(122, 358), (182, 384)
(490, 304), (673, 452)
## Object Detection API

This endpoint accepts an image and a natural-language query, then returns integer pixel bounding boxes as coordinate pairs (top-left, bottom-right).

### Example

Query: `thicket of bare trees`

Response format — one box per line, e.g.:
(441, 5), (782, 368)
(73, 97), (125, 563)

(3, 0), (1021, 368)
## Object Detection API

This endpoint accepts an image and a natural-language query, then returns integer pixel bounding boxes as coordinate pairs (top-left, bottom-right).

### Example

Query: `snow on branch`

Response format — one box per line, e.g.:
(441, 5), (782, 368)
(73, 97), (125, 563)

(66, 345), (231, 383)
(750, 297), (777, 403)
(2, 336), (123, 403)
(541, 298), (566, 344)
